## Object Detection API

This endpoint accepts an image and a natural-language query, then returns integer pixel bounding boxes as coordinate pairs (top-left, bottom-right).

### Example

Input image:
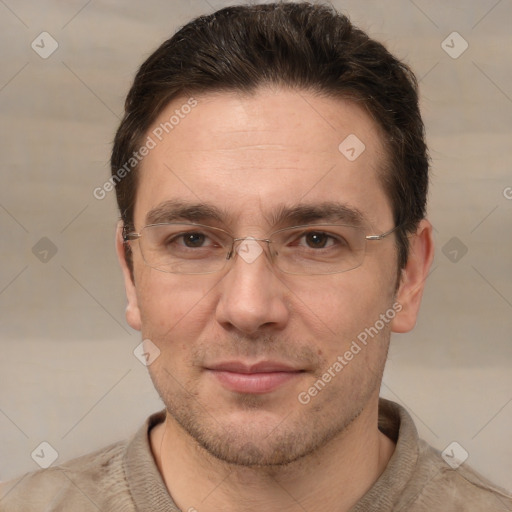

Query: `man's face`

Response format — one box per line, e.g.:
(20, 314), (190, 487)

(123, 88), (402, 466)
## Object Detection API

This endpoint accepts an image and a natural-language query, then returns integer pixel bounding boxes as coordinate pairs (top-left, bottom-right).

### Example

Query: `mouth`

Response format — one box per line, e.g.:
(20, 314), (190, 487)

(204, 361), (306, 394)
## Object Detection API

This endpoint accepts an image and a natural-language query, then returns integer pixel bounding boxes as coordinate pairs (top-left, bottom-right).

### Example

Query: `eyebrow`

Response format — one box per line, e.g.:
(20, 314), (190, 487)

(267, 202), (365, 227)
(145, 200), (229, 225)
(144, 199), (365, 229)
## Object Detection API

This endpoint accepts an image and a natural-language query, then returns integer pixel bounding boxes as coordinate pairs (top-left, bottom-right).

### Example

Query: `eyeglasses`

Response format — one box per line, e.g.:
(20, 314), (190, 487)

(123, 222), (399, 276)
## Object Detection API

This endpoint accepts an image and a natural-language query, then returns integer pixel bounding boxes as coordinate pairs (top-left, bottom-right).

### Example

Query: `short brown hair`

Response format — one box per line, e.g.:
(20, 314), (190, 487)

(111, 1), (429, 273)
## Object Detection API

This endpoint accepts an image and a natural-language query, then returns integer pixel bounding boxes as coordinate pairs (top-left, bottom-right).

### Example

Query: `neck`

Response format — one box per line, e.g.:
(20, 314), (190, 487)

(150, 397), (395, 512)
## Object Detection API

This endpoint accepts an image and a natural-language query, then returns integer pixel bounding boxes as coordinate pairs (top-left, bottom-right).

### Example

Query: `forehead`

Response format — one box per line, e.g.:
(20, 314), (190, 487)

(134, 88), (392, 230)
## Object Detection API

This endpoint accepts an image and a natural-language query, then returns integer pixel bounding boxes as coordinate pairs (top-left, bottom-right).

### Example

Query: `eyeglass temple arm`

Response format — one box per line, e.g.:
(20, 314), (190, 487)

(122, 225), (141, 242)
(365, 225), (400, 241)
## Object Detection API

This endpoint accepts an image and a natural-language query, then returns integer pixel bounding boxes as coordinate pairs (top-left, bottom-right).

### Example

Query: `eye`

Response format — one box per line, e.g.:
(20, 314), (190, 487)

(302, 231), (333, 249)
(164, 229), (226, 251)
(161, 230), (214, 250)
(147, 224), (227, 254)
(180, 232), (208, 248)
(294, 230), (345, 250)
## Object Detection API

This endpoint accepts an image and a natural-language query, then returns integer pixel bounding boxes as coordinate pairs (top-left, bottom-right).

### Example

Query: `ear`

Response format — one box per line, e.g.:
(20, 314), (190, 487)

(391, 219), (434, 333)
(115, 221), (142, 331)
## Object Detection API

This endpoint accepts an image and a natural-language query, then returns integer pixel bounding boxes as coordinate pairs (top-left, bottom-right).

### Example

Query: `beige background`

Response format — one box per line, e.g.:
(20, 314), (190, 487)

(1, 0), (511, 494)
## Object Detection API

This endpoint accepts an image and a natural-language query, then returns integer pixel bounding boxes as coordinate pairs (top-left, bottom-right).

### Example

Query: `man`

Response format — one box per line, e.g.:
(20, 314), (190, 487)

(1, 2), (511, 511)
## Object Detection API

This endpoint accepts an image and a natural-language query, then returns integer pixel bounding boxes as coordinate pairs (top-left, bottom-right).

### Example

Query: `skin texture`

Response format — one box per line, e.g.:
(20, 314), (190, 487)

(116, 88), (434, 512)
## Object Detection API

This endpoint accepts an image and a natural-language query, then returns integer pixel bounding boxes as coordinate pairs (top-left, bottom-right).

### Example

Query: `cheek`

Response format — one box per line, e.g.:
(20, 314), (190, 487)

(136, 271), (216, 345)
(288, 271), (395, 374)
(290, 273), (378, 333)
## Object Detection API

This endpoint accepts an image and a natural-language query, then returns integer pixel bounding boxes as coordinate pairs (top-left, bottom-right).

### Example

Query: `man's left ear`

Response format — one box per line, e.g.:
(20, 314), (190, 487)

(391, 219), (434, 333)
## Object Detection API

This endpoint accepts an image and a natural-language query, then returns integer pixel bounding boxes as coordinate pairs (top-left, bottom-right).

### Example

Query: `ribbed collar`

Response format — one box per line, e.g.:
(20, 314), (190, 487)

(352, 398), (420, 511)
(124, 409), (179, 512)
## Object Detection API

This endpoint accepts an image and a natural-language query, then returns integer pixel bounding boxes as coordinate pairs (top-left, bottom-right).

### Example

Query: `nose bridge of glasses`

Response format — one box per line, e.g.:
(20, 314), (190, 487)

(228, 236), (273, 265)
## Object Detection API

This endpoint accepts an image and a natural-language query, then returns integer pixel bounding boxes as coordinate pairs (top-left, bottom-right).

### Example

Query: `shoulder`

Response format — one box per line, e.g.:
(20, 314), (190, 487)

(375, 399), (512, 511)
(404, 439), (512, 511)
(0, 439), (135, 512)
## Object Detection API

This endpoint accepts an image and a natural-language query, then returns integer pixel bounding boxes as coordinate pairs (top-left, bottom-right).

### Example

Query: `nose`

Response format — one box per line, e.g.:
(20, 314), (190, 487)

(215, 238), (290, 335)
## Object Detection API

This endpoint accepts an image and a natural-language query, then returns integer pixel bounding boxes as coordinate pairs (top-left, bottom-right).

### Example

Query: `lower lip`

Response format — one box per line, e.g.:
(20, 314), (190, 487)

(207, 370), (302, 394)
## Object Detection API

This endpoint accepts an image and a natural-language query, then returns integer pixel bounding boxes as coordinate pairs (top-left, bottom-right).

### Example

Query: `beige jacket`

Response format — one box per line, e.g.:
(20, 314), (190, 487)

(1, 399), (511, 511)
